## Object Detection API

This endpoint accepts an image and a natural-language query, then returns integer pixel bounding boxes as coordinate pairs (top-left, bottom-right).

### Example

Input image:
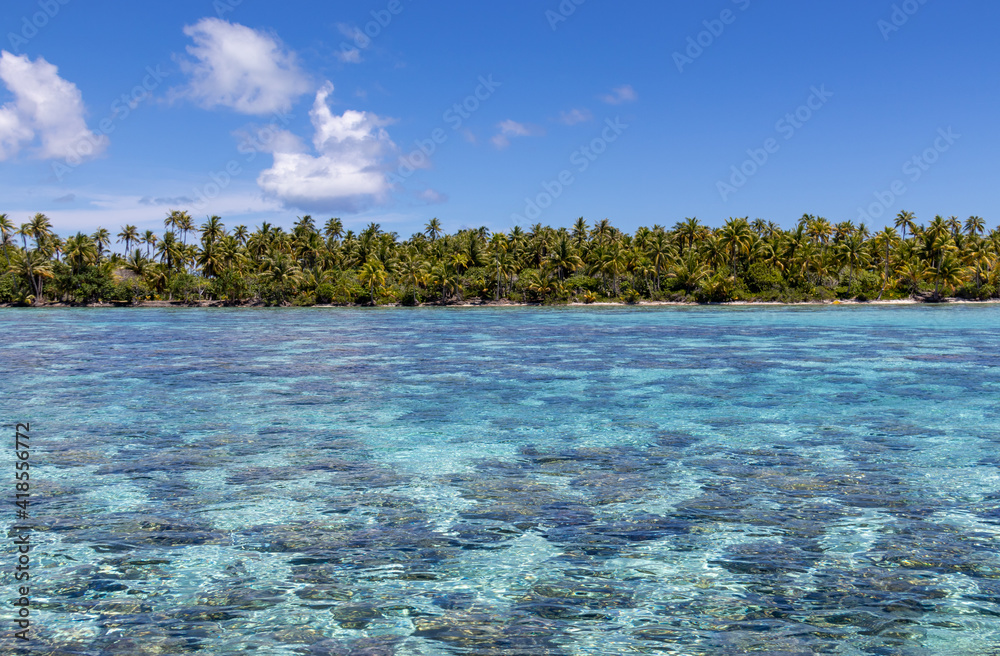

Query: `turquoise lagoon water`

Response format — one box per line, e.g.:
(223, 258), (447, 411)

(1, 306), (1000, 655)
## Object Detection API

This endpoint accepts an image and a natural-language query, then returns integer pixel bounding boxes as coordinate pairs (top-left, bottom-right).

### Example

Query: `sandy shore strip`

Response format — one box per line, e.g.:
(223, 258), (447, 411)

(6, 297), (1000, 309)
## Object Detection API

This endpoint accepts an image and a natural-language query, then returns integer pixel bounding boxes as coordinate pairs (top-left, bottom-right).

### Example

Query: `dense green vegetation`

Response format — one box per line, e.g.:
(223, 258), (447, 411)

(1, 210), (997, 306)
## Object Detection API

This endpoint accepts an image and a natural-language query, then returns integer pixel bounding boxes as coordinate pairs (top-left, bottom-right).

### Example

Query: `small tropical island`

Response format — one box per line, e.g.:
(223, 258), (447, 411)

(1, 210), (995, 307)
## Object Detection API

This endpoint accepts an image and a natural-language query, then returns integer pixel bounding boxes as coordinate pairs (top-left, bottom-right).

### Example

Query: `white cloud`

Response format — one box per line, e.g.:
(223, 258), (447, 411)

(234, 122), (306, 155)
(419, 189), (447, 205)
(558, 108), (593, 125)
(257, 82), (398, 212)
(491, 120), (543, 149)
(335, 24), (365, 63)
(600, 84), (638, 105)
(0, 50), (107, 162)
(0, 104), (30, 159)
(337, 48), (363, 64)
(179, 18), (310, 115)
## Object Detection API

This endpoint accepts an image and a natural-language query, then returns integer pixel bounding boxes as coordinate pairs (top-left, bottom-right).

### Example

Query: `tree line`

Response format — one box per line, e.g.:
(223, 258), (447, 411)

(1, 210), (997, 306)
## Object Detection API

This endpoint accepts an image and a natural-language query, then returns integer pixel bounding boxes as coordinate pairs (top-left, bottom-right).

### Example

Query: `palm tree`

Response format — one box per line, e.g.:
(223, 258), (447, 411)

(719, 217), (754, 269)
(667, 254), (711, 293)
(425, 218), (442, 242)
(157, 231), (184, 271)
(430, 262), (458, 301)
(359, 259), (388, 304)
(166, 210), (193, 245)
(921, 216), (953, 295)
(124, 249), (151, 278)
(508, 226), (527, 261)
(164, 210), (180, 234)
(263, 254), (303, 303)
(198, 241), (223, 279)
(832, 221), (856, 243)
(646, 231), (673, 291)
(605, 244), (629, 296)
(965, 216), (986, 237)
(934, 253), (967, 296)
(546, 233), (583, 280)
(400, 254), (428, 304)
(143, 230), (158, 257)
(324, 218), (343, 241)
(839, 234), (871, 287)
(926, 215), (949, 241)
(522, 268), (556, 302)
(144, 263), (170, 298)
(0, 213), (13, 269)
(63, 233), (98, 274)
(673, 217), (703, 254)
(871, 227), (898, 299)
(893, 211), (916, 242)
(293, 215), (317, 239)
(807, 217), (833, 245)
(218, 236), (247, 274)
(592, 218), (614, 244)
(16, 223), (30, 251)
(699, 233), (728, 270)
(896, 260), (927, 295)
(757, 239), (785, 275)
(178, 212), (195, 245)
(91, 228), (111, 262)
(117, 225), (139, 256)
(450, 251), (470, 274)
(200, 216), (225, 245)
(28, 213), (54, 251)
(946, 216), (962, 238)
(965, 240), (990, 296)
(8, 248), (53, 304)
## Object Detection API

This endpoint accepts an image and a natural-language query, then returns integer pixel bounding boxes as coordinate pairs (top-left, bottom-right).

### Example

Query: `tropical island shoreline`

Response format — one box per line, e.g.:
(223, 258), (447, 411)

(4, 295), (998, 309)
(4, 212), (998, 308)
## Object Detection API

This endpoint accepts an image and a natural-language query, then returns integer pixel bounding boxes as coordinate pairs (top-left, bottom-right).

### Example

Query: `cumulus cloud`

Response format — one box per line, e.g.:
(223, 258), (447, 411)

(0, 104), (30, 159)
(0, 50), (107, 162)
(178, 18), (310, 115)
(257, 82), (398, 212)
(491, 120), (543, 149)
(558, 108), (593, 125)
(600, 84), (637, 105)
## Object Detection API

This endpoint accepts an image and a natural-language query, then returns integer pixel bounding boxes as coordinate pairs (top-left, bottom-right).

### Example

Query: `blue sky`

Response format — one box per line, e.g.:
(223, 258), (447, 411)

(1, 0), (997, 240)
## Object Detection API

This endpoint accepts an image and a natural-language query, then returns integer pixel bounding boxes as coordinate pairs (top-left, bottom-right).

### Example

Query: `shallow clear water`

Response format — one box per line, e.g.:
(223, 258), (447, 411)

(2, 306), (1000, 655)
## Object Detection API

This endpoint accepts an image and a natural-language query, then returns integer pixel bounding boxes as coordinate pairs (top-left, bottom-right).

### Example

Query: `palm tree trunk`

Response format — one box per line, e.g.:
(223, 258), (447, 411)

(935, 255), (941, 296)
(877, 239), (889, 300)
(32, 269), (44, 305)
